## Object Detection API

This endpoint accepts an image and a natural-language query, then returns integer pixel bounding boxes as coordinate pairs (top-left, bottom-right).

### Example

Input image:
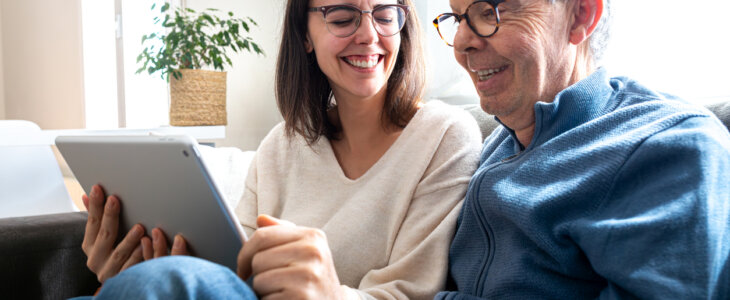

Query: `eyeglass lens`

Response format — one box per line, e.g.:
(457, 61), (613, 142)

(436, 2), (498, 46)
(324, 6), (407, 37)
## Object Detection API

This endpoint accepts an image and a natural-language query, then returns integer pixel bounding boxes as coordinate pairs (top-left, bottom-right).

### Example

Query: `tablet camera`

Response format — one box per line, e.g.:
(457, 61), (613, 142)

(182, 150), (189, 157)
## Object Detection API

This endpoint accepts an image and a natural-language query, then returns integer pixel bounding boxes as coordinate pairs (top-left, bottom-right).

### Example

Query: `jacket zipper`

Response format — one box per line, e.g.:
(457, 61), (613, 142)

(471, 151), (523, 296)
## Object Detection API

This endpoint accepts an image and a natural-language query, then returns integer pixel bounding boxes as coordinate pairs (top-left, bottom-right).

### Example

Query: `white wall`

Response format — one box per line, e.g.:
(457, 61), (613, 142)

(0, 0), (85, 129)
(187, 0), (285, 151)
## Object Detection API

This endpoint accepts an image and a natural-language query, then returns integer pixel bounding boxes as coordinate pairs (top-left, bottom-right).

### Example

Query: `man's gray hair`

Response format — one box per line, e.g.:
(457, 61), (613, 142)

(551, 0), (613, 64)
(589, 0), (612, 63)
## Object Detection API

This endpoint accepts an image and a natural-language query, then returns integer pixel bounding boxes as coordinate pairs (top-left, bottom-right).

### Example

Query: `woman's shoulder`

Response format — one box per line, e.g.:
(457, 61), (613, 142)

(411, 100), (482, 142)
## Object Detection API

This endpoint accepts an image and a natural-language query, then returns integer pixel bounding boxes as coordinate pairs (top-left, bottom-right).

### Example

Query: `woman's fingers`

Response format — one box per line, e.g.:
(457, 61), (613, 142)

(257, 214), (296, 228)
(251, 239), (317, 277)
(87, 195), (121, 272)
(96, 224), (144, 283)
(141, 236), (153, 260)
(171, 234), (190, 256)
(152, 228), (169, 258)
(248, 231), (344, 300)
(253, 265), (306, 297)
(237, 225), (306, 279)
(82, 194), (89, 210)
(82, 185), (106, 254)
(120, 244), (144, 272)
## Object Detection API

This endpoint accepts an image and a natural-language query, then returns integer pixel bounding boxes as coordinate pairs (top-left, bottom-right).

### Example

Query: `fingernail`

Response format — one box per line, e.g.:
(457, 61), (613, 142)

(173, 235), (181, 248)
(133, 225), (143, 237)
(106, 197), (115, 209)
(153, 230), (159, 243)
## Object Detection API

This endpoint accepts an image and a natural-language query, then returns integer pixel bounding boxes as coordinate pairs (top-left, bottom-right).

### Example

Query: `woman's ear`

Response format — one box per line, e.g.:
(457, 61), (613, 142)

(305, 33), (314, 53)
(569, 0), (603, 45)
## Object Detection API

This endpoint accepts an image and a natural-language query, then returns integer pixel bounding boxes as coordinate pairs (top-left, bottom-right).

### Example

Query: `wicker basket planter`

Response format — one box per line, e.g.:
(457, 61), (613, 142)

(169, 69), (227, 126)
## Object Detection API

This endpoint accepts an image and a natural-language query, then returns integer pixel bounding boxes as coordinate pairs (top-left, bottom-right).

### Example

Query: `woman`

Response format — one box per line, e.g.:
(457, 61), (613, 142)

(80, 0), (481, 299)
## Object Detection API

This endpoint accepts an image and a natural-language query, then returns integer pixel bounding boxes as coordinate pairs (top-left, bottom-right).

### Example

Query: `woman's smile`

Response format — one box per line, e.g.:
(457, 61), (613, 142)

(342, 54), (384, 73)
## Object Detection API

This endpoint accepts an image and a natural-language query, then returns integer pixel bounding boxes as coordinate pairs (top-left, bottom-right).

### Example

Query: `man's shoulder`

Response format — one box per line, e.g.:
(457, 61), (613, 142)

(601, 77), (723, 143)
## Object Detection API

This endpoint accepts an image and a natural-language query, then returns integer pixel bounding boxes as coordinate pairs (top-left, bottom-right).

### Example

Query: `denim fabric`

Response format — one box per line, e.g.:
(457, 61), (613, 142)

(72, 256), (257, 300)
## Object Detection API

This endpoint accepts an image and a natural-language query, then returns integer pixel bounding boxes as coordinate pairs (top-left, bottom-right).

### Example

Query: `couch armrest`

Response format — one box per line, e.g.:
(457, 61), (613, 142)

(0, 212), (99, 299)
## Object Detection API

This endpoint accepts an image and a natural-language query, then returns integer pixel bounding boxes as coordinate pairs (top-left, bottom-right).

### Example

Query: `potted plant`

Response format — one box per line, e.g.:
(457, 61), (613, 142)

(136, 3), (264, 126)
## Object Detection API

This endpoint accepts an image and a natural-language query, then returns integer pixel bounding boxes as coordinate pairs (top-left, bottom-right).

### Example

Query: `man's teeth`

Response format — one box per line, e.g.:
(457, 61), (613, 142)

(476, 67), (506, 80)
(346, 57), (378, 69)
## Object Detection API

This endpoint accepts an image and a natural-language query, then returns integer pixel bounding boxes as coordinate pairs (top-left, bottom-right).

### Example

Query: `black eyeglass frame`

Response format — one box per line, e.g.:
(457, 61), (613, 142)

(308, 4), (411, 38)
(432, 0), (505, 46)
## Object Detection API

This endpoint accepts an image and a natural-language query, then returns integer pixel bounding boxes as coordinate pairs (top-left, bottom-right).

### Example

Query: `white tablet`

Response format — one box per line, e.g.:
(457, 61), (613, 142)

(56, 135), (246, 271)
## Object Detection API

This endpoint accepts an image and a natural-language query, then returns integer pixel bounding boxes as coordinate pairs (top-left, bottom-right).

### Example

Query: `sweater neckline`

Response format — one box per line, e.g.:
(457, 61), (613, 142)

(319, 102), (430, 183)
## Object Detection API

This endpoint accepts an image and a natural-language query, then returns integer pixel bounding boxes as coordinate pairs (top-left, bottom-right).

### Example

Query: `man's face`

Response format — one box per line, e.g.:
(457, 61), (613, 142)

(451, 0), (575, 122)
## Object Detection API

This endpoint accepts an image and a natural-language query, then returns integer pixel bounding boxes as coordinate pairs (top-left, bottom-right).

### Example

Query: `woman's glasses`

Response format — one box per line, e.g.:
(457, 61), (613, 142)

(433, 0), (505, 46)
(309, 4), (410, 38)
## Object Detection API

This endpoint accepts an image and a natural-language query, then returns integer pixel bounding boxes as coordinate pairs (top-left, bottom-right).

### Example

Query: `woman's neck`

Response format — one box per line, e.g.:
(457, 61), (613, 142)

(330, 86), (395, 150)
(327, 86), (406, 179)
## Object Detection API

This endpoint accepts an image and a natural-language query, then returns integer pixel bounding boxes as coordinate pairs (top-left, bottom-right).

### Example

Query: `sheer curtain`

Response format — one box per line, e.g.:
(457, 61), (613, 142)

(419, 1), (480, 105)
(418, 0), (730, 105)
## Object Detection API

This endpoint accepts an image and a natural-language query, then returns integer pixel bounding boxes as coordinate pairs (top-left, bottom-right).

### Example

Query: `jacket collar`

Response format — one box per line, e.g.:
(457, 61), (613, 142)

(495, 68), (616, 150)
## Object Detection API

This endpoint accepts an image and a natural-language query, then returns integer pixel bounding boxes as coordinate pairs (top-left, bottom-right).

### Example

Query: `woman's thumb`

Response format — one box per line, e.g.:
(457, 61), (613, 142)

(256, 214), (296, 227)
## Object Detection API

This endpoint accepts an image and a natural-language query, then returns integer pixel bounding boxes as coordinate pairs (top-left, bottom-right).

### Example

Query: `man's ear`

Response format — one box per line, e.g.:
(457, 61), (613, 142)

(304, 33), (314, 53)
(569, 0), (603, 45)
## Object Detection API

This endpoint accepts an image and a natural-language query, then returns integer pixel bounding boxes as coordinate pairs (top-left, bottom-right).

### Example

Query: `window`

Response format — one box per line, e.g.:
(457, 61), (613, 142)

(420, 0), (730, 105)
(81, 0), (175, 129)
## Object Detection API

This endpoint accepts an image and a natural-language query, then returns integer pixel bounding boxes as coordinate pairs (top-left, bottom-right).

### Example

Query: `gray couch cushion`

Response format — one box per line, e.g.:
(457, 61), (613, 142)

(0, 212), (99, 299)
(707, 101), (730, 131)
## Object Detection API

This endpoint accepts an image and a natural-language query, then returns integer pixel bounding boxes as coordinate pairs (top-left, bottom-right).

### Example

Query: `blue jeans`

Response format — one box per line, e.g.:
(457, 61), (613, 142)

(73, 256), (257, 300)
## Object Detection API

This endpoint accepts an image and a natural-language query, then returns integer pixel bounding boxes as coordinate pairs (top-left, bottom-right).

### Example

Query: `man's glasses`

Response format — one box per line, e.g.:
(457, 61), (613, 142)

(433, 0), (505, 46)
(309, 4), (410, 38)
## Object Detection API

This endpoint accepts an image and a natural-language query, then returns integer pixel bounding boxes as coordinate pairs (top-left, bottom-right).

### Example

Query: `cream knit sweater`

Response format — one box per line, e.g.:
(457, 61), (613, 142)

(234, 101), (482, 299)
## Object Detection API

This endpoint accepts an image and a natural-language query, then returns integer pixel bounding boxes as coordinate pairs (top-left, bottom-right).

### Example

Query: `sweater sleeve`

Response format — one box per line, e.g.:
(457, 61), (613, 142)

(576, 116), (730, 299)
(353, 116), (483, 300)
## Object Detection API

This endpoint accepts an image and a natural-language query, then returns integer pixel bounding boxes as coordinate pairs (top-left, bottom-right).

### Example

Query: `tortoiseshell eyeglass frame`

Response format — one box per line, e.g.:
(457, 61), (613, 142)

(432, 0), (505, 46)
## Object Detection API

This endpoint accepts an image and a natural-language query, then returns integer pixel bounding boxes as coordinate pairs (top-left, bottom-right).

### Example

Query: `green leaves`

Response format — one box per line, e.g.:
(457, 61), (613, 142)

(135, 4), (262, 81)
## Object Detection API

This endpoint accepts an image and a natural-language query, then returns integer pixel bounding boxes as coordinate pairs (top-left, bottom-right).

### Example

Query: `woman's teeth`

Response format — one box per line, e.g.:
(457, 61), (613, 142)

(345, 57), (379, 69)
(477, 66), (507, 81)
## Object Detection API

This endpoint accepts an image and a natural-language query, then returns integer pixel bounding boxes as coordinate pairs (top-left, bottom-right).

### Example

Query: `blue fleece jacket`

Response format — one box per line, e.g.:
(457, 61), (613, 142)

(437, 69), (730, 299)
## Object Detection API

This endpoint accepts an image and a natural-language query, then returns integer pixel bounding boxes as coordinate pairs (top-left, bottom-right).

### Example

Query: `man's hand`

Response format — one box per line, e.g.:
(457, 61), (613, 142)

(237, 215), (348, 300)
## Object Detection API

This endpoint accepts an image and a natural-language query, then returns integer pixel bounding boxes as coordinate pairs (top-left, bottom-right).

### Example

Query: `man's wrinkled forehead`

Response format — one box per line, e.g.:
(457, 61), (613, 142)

(449, 0), (523, 13)
(448, 0), (472, 13)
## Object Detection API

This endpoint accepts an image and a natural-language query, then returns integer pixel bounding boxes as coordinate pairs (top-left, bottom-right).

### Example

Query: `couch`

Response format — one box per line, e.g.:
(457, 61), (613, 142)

(1, 101), (728, 300)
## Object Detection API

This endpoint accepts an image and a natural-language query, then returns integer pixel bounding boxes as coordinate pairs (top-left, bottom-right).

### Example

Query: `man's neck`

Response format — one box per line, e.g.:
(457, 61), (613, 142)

(507, 51), (596, 148)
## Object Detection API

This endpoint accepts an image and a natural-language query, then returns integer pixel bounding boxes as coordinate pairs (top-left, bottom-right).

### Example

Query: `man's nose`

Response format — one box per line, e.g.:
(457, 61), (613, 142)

(453, 21), (478, 53)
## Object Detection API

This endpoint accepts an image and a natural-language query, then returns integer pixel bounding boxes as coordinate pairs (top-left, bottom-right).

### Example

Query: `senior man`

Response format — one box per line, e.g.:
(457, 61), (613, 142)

(433, 0), (730, 299)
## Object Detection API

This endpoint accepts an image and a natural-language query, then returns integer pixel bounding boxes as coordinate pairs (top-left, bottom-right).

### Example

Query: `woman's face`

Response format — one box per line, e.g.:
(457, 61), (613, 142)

(306, 0), (402, 101)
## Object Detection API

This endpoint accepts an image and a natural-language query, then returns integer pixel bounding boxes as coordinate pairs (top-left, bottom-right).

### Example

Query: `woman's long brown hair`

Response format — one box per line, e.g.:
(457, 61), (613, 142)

(275, 0), (426, 145)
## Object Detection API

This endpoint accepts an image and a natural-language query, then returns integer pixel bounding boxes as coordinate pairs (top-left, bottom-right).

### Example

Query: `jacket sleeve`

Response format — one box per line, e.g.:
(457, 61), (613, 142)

(576, 117), (730, 299)
(351, 117), (483, 300)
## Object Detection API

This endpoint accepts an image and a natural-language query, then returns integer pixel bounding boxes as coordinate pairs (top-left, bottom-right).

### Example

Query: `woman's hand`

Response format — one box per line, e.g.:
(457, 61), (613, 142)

(81, 185), (145, 283)
(237, 215), (348, 300)
(140, 228), (190, 260)
(81, 185), (190, 283)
